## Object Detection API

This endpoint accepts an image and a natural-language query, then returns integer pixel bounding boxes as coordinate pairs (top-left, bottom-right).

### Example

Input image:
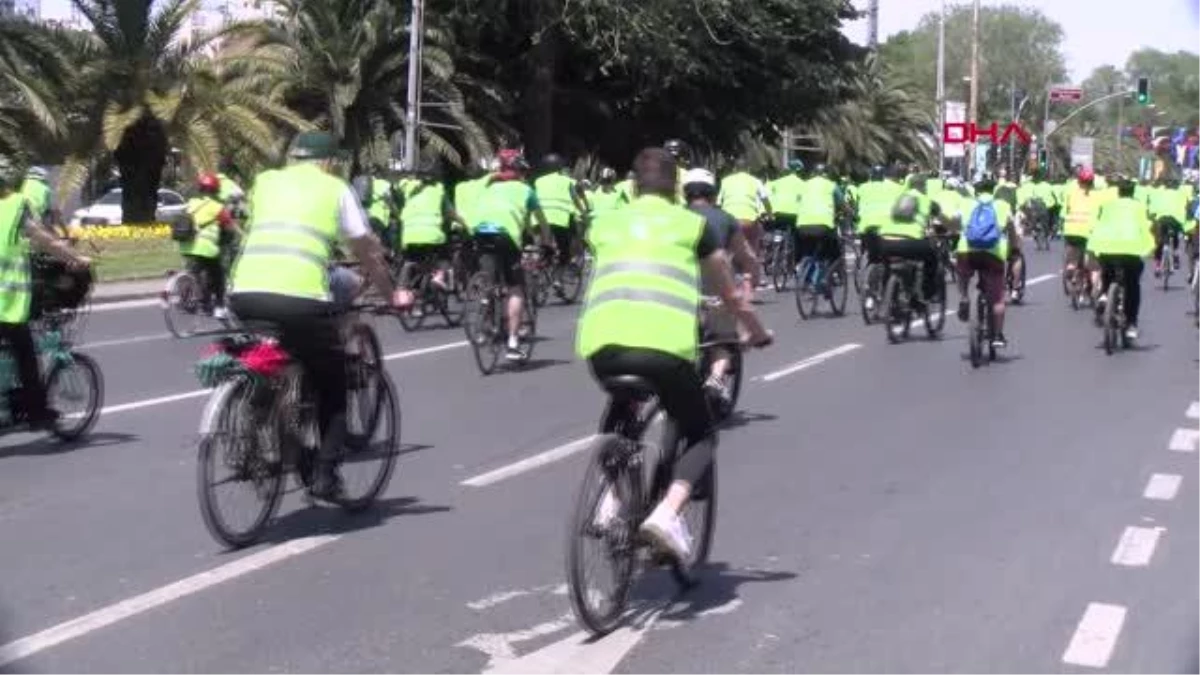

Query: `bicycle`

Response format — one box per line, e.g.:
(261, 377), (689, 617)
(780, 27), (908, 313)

(521, 244), (554, 308)
(857, 259), (886, 325)
(793, 253), (848, 319)
(462, 250), (539, 375)
(0, 325), (102, 441)
(564, 332), (767, 636)
(1158, 232), (1179, 292)
(394, 255), (466, 332)
(195, 303), (399, 549)
(967, 278), (998, 369)
(162, 262), (233, 338)
(881, 257), (946, 343)
(762, 227), (793, 292)
(1006, 248), (1027, 304)
(1023, 202), (1051, 251)
(698, 297), (743, 423)
(1099, 266), (1132, 355)
(1062, 256), (1094, 311)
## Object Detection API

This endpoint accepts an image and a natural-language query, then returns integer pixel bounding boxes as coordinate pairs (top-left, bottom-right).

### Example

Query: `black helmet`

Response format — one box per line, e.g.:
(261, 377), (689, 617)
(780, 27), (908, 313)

(869, 164), (885, 181)
(541, 153), (565, 173)
(663, 139), (692, 165)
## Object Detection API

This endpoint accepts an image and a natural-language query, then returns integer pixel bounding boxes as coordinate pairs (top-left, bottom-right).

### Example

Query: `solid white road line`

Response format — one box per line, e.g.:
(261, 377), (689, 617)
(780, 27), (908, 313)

(80, 333), (171, 349)
(1062, 602), (1128, 668)
(1143, 473), (1183, 501)
(461, 435), (597, 488)
(1187, 401), (1199, 420)
(1110, 526), (1165, 567)
(758, 343), (862, 382)
(383, 340), (467, 361)
(0, 535), (338, 668)
(1168, 427), (1199, 453)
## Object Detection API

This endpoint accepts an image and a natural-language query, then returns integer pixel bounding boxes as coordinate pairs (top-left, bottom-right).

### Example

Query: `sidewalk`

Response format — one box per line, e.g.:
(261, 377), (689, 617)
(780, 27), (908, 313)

(92, 277), (165, 304)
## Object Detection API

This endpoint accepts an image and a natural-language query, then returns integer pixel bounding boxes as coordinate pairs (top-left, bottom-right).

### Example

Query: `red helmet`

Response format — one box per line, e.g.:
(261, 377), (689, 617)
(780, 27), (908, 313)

(197, 172), (220, 193)
(1077, 167), (1095, 183)
(496, 149), (528, 173)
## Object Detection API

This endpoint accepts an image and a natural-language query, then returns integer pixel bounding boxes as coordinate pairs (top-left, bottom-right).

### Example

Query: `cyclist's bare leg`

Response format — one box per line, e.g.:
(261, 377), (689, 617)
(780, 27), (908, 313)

(506, 286), (523, 338)
(707, 347), (731, 380)
(1087, 254), (1103, 296)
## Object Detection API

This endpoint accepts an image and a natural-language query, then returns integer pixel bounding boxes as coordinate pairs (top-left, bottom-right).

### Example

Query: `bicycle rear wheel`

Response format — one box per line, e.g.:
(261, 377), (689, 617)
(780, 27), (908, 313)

(463, 273), (502, 375)
(859, 263), (884, 325)
(923, 269), (947, 339)
(827, 258), (849, 316)
(163, 272), (202, 338)
(336, 370), (400, 512)
(882, 274), (909, 344)
(47, 352), (103, 441)
(1103, 282), (1123, 355)
(670, 462), (717, 588)
(794, 258), (819, 319)
(555, 261), (584, 304)
(968, 293), (984, 368)
(566, 435), (638, 637)
(197, 377), (284, 549)
(1161, 246), (1173, 291)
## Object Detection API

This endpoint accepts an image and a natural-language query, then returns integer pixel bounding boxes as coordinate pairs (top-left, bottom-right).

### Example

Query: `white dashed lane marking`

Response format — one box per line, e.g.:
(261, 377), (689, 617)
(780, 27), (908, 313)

(1142, 473), (1182, 501)
(1110, 526), (1165, 567)
(1187, 401), (1199, 420)
(1062, 603), (1128, 668)
(1167, 428), (1198, 453)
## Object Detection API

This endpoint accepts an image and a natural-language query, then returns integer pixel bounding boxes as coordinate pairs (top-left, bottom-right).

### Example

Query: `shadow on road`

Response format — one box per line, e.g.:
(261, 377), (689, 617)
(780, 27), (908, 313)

(261, 495), (452, 546)
(0, 431), (139, 459)
(719, 411), (778, 431)
(397, 442), (434, 458)
(509, 358), (572, 373)
(662, 563), (799, 620)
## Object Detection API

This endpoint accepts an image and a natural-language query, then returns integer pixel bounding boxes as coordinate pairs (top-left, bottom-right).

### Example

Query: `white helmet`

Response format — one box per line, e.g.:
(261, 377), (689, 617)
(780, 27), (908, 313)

(682, 168), (715, 188)
(26, 166), (48, 181)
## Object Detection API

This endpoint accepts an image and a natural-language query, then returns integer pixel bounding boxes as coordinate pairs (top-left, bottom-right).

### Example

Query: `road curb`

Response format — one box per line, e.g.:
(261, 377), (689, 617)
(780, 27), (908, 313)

(92, 291), (161, 306)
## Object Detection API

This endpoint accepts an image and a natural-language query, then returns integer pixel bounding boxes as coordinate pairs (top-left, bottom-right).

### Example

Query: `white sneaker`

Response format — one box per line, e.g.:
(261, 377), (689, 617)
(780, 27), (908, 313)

(639, 503), (693, 563)
(864, 296), (876, 312)
(212, 306), (229, 320)
(1124, 325), (1139, 341)
(593, 487), (620, 528)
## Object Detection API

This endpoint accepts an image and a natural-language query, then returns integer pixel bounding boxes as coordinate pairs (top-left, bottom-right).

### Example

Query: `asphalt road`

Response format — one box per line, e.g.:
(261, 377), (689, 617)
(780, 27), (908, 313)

(0, 245), (1195, 673)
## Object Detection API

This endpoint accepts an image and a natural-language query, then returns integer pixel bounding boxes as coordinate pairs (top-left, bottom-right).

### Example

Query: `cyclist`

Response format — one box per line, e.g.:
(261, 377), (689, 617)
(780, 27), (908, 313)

(768, 159), (804, 235)
(1151, 177), (1188, 276)
(580, 147), (771, 562)
(955, 177), (1013, 349)
(717, 159), (772, 290)
(856, 164), (904, 270)
(663, 139), (694, 185)
(792, 163), (843, 274)
(396, 158), (466, 307)
(180, 173), (237, 319)
(0, 162), (90, 429)
(453, 159), (491, 234)
(1090, 179), (1155, 341)
(227, 131), (403, 499)
(879, 173), (941, 310)
(1062, 167), (1103, 294)
(586, 167), (629, 225)
(20, 167), (55, 232)
(533, 153), (587, 270)
(471, 149), (553, 361)
(683, 168), (758, 404)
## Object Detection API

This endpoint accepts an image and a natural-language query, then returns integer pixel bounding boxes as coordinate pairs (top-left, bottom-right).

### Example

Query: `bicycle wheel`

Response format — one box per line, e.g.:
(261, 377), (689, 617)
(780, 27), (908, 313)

(463, 273), (502, 375)
(46, 351), (103, 441)
(1103, 282), (1123, 355)
(859, 263), (884, 325)
(345, 322), (384, 435)
(882, 274), (909, 344)
(670, 461), (717, 588)
(770, 240), (791, 292)
(565, 434), (638, 637)
(439, 266), (467, 328)
(197, 377), (285, 549)
(852, 247), (865, 294)
(1009, 253), (1027, 305)
(923, 269), (947, 339)
(827, 258), (849, 316)
(336, 370), (400, 512)
(163, 272), (202, 338)
(556, 262), (585, 304)
(1161, 246), (1173, 291)
(531, 268), (551, 308)
(968, 294), (984, 368)
(793, 258), (819, 319)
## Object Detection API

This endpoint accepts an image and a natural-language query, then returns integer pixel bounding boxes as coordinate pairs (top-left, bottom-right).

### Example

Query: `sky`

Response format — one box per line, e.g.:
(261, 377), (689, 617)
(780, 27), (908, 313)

(33, 0), (1200, 82)
(842, 0), (1200, 81)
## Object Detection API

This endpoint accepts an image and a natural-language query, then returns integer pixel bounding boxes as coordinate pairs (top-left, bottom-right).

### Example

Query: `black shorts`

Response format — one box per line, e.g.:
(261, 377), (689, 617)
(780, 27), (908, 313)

(474, 232), (524, 288)
(770, 214), (797, 231)
(793, 225), (842, 262)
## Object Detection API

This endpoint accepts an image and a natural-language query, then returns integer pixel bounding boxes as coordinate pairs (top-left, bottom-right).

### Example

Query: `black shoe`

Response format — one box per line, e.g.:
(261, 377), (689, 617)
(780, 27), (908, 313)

(28, 409), (59, 431)
(956, 300), (969, 322)
(310, 463), (344, 501)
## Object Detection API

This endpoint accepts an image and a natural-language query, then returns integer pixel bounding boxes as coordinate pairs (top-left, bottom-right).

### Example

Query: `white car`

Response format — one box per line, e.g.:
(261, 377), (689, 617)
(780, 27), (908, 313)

(69, 189), (188, 226)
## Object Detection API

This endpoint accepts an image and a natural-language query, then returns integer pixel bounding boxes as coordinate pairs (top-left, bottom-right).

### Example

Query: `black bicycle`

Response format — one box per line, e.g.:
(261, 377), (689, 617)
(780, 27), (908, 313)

(1100, 266), (1132, 355)
(968, 279), (997, 368)
(394, 256), (465, 331)
(794, 253), (849, 319)
(195, 303), (399, 549)
(881, 257), (946, 343)
(462, 248), (538, 375)
(763, 228), (793, 292)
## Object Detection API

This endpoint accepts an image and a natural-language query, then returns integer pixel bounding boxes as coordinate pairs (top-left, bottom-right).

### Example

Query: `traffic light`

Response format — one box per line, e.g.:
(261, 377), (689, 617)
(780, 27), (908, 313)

(1136, 77), (1151, 105)
(1037, 147), (1048, 171)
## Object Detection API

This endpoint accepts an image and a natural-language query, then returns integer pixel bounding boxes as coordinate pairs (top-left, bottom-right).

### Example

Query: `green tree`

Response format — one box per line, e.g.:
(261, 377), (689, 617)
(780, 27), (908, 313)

(0, 17), (69, 161)
(879, 4), (1068, 130)
(49, 0), (307, 221)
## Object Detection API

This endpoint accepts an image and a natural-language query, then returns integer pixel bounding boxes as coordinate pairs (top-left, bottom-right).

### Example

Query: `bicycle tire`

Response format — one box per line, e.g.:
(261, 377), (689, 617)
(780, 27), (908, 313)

(1161, 245), (1173, 291)
(565, 434), (638, 637)
(1104, 281), (1123, 355)
(463, 273), (501, 375)
(859, 263), (884, 325)
(556, 262), (585, 304)
(670, 461), (717, 589)
(1008, 253), (1027, 305)
(46, 351), (103, 441)
(969, 293), (984, 368)
(923, 269), (947, 339)
(794, 258), (819, 319)
(335, 370), (400, 512)
(197, 377), (284, 549)
(531, 269), (551, 308)
(882, 274), (908, 344)
(163, 272), (202, 338)
(828, 258), (849, 316)
(770, 240), (791, 292)
(345, 322), (384, 436)
(439, 269), (467, 328)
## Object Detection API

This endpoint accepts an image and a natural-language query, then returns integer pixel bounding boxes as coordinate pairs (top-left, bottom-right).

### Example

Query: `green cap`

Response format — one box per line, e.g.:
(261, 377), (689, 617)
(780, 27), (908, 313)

(288, 131), (339, 160)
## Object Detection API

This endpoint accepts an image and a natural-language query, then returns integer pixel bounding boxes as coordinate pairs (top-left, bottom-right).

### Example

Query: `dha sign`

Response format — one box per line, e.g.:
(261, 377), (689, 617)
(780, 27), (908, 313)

(943, 122), (1033, 145)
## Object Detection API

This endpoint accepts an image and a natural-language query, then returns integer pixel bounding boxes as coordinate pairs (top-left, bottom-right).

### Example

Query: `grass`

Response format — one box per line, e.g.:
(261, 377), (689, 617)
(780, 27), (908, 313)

(87, 237), (180, 283)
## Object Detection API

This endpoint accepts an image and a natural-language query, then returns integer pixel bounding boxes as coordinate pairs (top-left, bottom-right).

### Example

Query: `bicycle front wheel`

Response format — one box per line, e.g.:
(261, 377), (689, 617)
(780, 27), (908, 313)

(1103, 282), (1123, 355)
(336, 370), (400, 512)
(463, 273), (502, 375)
(670, 461), (717, 588)
(794, 259), (819, 319)
(566, 435), (638, 637)
(163, 272), (202, 338)
(827, 259), (849, 316)
(882, 274), (909, 344)
(47, 351), (103, 441)
(555, 262), (584, 304)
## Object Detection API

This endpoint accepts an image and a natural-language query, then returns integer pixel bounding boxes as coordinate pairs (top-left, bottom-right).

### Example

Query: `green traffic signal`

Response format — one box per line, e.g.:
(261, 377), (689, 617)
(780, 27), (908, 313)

(1135, 77), (1151, 105)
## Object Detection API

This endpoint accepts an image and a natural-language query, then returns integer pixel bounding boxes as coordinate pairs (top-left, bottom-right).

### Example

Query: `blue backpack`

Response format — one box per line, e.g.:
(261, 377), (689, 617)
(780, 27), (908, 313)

(965, 202), (1001, 249)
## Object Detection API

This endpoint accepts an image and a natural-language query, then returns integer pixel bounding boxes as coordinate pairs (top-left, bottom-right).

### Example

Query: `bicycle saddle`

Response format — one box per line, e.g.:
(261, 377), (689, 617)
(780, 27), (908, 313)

(600, 375), (657, 396)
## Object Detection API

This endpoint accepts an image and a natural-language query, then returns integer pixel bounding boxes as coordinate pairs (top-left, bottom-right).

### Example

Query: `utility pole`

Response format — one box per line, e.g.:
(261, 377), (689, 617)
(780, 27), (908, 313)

(1116, 90), (1125, 172)
(867, 0), (879, 49)
(935, 0), (946, 175)
(402, 0), (425, 171)
(967, 0), (980, 178)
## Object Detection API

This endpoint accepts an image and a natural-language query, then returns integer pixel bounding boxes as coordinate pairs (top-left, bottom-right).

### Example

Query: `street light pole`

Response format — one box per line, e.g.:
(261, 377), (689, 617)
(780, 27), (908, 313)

(402, 0), (425, 170)
(867, 0), (879, 49)
(967, 0), (980, 178)
(936, 0), (946, 175)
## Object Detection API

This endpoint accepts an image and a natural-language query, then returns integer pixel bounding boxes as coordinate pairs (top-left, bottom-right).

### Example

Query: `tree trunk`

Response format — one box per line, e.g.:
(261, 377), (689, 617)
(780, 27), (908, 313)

(114, 114), (168, 223)
(522, 0), (558, 162)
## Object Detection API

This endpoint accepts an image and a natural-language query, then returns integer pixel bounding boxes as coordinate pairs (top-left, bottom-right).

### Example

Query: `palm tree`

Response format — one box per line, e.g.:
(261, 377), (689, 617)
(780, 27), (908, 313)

(805, 53), (935, 170)
(53, 0), (308, 222)
(0, 17), (69, 161)
(258, 0), (501, 174)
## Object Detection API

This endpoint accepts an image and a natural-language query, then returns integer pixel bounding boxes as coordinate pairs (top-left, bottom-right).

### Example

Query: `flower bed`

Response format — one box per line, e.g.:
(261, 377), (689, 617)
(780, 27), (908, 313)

(73, 223), (179, 282)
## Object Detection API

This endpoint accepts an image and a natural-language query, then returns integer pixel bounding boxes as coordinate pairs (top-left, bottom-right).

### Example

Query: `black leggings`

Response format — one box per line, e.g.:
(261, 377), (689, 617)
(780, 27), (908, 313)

(879, 237), (940, 299)
(589, 346), (713, 487)
(0, 321), (47, 419)
(228, 293), (346, 461)
(1098, 255), (1144, 326)
(186, 255), (225, 306)
(1154, 217), (1182, 262)
(793, 225), (842, 263)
